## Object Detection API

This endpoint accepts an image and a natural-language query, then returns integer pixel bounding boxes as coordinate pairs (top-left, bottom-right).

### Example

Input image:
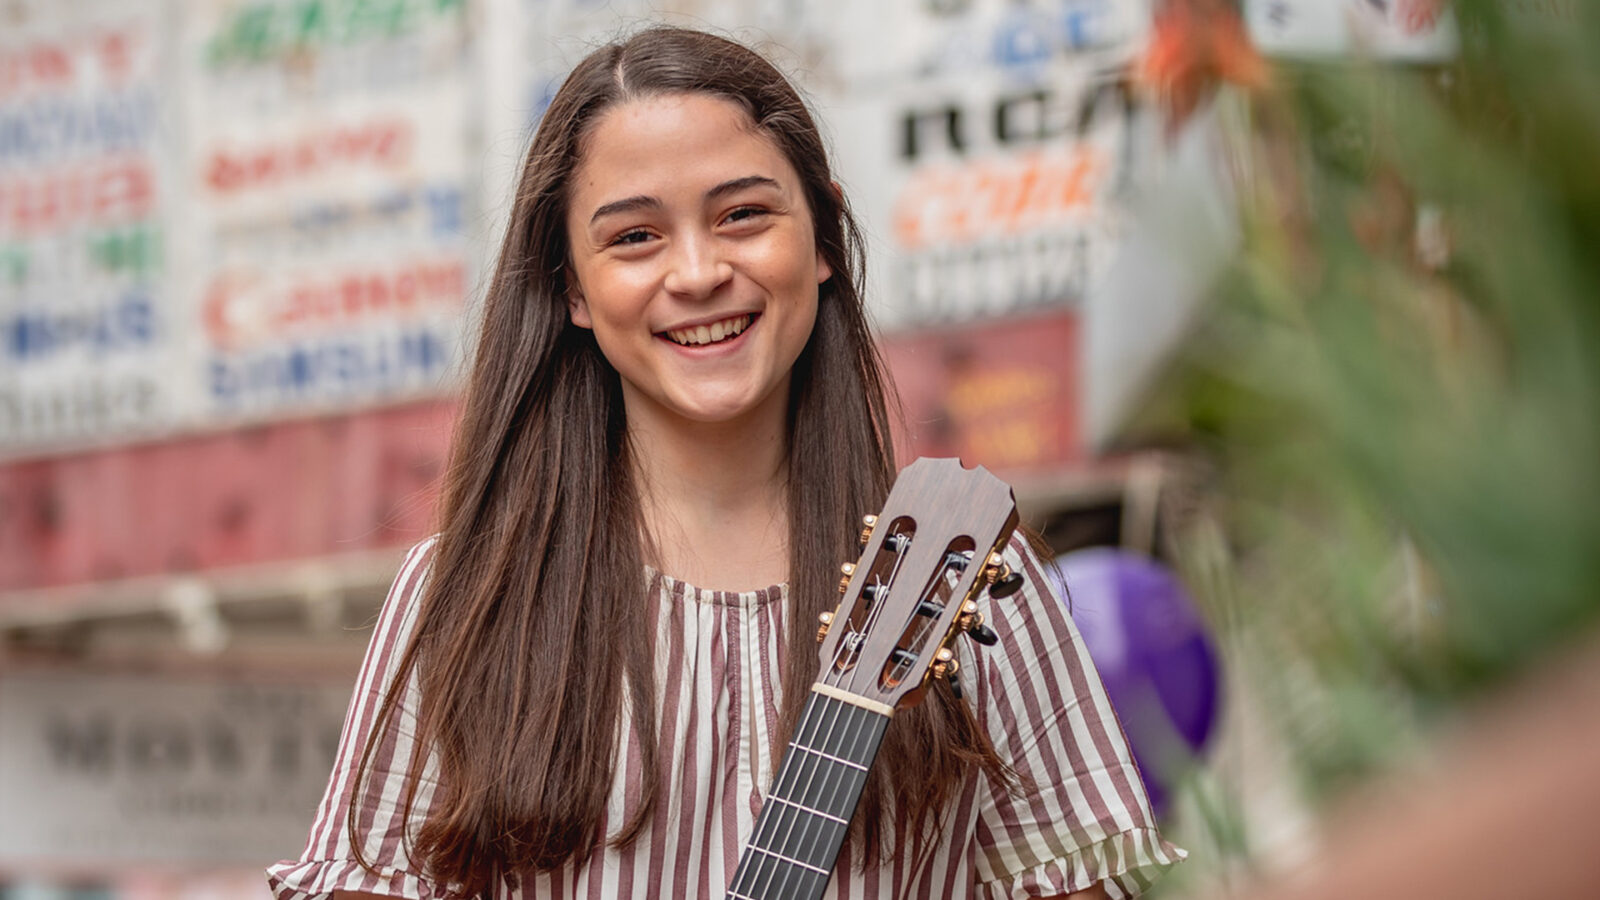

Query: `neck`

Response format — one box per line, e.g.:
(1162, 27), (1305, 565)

(625, 388), (792, 591)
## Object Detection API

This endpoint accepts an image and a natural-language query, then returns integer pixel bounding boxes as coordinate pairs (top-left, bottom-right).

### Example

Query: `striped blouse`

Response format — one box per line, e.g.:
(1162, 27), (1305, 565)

(267, 536), (1183, 899)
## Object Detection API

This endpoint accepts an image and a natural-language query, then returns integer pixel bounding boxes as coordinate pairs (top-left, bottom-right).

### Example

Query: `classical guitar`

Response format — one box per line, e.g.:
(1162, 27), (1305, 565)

(725, 457), (1024, 900)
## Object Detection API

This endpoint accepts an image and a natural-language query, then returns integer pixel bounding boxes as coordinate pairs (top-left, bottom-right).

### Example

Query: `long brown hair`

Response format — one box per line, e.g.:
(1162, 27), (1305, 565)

(350, 27), (1011, 896)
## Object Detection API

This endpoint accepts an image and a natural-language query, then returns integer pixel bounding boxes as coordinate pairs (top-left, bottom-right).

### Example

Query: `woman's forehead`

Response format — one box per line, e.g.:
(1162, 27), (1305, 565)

(570, 93), (801, 209)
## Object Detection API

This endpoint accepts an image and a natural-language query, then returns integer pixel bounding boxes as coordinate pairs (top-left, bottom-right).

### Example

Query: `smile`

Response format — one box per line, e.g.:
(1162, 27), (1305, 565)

(662, 314), (754, 347)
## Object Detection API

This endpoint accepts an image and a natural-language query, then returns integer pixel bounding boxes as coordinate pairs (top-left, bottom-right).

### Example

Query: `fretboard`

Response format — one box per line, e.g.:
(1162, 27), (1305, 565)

(725, 688), (892, 900)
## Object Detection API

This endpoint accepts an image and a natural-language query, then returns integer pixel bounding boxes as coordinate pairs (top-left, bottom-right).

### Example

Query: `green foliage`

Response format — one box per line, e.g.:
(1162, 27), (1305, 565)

(1169, 0), (1600, 811)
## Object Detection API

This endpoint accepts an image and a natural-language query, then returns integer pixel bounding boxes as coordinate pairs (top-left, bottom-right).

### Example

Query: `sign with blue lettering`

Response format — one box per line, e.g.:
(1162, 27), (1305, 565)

(183, 0), (474, 421)
(0, 2), (181, 450)
(0, 0), (476, 456)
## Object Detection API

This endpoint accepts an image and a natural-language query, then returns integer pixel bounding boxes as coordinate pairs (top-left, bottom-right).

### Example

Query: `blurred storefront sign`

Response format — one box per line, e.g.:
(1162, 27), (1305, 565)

(1245, 0), (1458, 60)
(187, 0), (475, 424)
(881, 310), (1081, 474)
(0, 0), (475, 458)
(824, 1), (1153, 332)
(0, 669), (347, 866)
(0, 3), (181, 452)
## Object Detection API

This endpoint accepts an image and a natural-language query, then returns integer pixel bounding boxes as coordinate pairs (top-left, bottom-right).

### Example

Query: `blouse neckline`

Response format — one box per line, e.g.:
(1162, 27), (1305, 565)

(647, 566), (787, 608)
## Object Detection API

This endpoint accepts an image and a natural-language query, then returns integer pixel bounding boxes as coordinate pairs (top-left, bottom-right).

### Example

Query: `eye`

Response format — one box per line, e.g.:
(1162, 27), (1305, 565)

(723, 205), (768, 225)
(608, 228), (653, 247)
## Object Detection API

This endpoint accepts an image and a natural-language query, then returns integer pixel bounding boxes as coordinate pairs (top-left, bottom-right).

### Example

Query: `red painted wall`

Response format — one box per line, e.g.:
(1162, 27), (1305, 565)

(0, 400), (455, 593)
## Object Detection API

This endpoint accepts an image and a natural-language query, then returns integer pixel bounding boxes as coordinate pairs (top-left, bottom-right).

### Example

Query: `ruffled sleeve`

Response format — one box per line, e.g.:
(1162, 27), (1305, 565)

(969, 537), (1186, 899)
(266, 538), (450, 900)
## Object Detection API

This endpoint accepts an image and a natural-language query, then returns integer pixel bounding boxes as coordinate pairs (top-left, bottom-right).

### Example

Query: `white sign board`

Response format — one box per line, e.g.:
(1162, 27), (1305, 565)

(0, 670), (350, 865)
(1247, 0), (1458, 61)
(0, 1), (182, 448)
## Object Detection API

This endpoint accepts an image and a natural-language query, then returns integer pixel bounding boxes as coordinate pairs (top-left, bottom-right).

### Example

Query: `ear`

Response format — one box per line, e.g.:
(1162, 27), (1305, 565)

(566, 279), (593, 329)
(816, 181), (845, 285)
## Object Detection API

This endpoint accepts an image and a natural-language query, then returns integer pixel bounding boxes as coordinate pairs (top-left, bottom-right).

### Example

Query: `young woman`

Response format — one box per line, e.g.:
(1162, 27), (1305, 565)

(267, 27), (1182, 900)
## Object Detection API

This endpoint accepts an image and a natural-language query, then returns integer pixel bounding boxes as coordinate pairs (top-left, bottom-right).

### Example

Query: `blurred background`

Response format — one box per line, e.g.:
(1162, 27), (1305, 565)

(1, 0), (1596, 897)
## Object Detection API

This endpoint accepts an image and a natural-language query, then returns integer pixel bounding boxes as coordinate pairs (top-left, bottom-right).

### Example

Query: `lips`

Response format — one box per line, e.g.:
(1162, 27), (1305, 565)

(661, 313), (754, 347)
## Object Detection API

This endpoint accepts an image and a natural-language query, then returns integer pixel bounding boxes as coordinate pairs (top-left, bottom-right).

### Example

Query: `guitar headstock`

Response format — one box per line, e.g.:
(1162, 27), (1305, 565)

(815, 457), (1023, 712)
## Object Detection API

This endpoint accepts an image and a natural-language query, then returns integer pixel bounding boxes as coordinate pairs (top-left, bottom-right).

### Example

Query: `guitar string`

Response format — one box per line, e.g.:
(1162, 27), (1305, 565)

(769, 535), (951, 897)
(758, 563), (886, 899)
(768, 548), (982, 896)
(774, 536), (961, 894)
(776, 553), (962, 895)
(753, 533), (909, 897)
(736, 553), (878, 899)
(731, 691), (836, 898)
(787, 537), (912, 883)
(766, 697), (872, 899)
(737, 533), (974, 898)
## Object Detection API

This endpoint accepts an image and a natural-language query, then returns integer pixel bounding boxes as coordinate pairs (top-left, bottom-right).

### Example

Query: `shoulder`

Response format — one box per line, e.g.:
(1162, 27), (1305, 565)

(384, 536), (441, 617)
(361, 536), (442, 682)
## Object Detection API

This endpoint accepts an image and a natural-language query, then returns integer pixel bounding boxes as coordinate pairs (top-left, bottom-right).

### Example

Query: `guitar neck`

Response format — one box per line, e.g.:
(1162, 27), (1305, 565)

(725, 688), (892, 900)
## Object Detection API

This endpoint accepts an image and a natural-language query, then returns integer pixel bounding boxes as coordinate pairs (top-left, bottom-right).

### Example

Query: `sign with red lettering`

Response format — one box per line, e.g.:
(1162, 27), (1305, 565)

(183, 0), (474, 420)
(0, 2), (178, 450)
(822, 0), (1149, 330)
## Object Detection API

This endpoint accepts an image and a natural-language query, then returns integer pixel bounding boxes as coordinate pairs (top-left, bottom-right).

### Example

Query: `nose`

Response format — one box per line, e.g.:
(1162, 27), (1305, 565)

(662, 231), (733, 299)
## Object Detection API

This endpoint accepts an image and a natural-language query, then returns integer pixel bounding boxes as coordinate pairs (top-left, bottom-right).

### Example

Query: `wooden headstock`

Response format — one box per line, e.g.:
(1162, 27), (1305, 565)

(813, 457), (1021, 712)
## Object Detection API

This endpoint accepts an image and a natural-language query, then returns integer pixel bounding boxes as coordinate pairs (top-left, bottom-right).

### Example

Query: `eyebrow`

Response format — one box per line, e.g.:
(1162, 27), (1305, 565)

(587, 175), (783, 225)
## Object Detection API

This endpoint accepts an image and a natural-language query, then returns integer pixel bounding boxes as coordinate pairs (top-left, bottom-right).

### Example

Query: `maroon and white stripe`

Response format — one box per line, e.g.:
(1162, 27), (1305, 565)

(268, 538), (1184, 899)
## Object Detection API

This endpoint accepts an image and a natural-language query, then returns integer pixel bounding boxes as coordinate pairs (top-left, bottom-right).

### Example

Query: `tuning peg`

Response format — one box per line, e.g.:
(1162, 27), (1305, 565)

(983, 552), (1023, 598)
(989, 570), (1023, 598)
(931, 650), (961, 697)
(944, 550), (971, 572)
(945, 668), (963, 699)
(915, 599), (942, 617)
(967, 621), (1000, 646)
(816, 610), (834, 643)
(883, 532), (910, 554)
(838, 561), (856, 593)
(859, 514), (877, 546)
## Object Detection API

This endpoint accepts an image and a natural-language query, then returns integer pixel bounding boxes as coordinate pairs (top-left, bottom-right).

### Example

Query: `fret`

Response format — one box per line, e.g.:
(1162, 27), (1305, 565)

(785, 740), (868, 771)
(746, 845), (831, 875)
(766, 793), (850, 824)
(726, 457), (1022, 900)
(728, 692), (893, 899)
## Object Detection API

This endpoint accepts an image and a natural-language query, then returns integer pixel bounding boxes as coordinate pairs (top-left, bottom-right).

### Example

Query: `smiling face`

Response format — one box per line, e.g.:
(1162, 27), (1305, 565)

(564, 92), (831, 433)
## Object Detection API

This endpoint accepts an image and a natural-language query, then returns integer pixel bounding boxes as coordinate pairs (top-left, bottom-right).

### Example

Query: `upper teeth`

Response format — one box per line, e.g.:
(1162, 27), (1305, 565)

(666, 314), (751, 347)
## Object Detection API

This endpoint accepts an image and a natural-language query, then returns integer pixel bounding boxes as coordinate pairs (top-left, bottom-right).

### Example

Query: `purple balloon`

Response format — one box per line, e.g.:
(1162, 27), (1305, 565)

(1047, 548), (1220, 817)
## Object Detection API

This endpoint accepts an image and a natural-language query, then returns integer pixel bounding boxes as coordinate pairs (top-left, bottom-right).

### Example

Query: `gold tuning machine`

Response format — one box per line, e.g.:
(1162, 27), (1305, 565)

(816, 610), (834, 643)
(932, 647), (964, 697)
(859, 514), (877, 546)
(838, 561), (856, 593)
(983, 551), (1023, 598)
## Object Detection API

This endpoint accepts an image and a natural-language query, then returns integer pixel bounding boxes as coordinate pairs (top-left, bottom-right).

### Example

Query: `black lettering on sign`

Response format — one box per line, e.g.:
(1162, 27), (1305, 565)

(268, 720), (302, 776)
(901, 103), (964, 160)
(127, 717), (194, 773)
(203, 716), (244, 774)
(995, 89), (1066, 145)
(46, 714), (114, 774)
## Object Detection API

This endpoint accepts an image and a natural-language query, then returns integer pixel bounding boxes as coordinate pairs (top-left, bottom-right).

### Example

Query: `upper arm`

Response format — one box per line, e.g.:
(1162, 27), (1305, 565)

(967, 538), (1183, 897)
(265, 539), (443, 900)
